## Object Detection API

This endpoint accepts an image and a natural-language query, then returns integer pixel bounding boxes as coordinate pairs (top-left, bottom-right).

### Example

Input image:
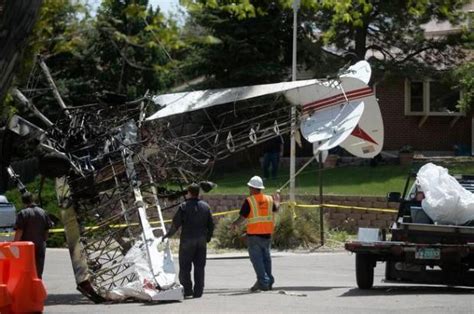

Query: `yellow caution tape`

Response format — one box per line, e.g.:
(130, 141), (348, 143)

(1, 202), (397, 236)
(321, 203), (397, 214)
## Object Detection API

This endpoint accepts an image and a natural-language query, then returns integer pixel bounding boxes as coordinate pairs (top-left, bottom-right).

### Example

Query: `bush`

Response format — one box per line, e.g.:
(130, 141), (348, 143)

(213, 213), (247, 249)
(272, 205), (299, 249)
(293, 205), (323, 247)
(214, 202), (325, 250)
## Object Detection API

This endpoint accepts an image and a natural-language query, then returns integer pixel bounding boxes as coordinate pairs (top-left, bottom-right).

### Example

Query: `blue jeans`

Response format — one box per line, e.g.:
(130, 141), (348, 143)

(247, 235), (274, 288)
(263, 152), (280, 179)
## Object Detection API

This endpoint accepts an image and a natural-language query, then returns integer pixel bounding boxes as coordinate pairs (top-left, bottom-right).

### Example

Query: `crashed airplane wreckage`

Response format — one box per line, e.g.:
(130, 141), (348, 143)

(2, 59), (383, 302)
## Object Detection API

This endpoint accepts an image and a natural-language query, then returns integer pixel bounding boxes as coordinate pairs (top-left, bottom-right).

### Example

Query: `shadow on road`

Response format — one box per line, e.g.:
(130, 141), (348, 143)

(273, 286), (347, 291)
(46, 294), (93, 305)
(207, 256), (282, 260)
(340, 285), (474, 297)
(207, 285), (347, 296)
(207, 256), (249, 260)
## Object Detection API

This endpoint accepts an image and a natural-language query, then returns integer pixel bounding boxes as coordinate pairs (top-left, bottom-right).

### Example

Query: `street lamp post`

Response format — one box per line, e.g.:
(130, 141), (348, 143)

(290, 0), (300, 203)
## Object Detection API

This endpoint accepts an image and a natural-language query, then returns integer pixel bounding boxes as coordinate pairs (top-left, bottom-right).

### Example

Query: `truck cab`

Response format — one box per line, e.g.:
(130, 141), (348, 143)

(0, 195), (16, 241)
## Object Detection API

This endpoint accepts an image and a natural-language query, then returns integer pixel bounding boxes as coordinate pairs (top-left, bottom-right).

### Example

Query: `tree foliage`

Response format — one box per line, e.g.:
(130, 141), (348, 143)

(306, 0), (471, 68)
(181, 0), (472, 87)
(0, 0), (43, 113)
(453, 61), (474, 111)
(181, 0), (320, 87)
(91, 0), (184, 96)
(11, 0), (186, 111)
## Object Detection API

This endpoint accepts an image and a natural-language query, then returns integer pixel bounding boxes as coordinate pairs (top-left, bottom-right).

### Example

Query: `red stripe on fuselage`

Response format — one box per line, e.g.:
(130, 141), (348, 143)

(302, 87), (373, 113)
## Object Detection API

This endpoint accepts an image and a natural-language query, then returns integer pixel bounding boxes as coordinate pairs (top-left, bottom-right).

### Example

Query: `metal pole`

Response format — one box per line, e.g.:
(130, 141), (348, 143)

(290, 0), (300, 203)
(319, 151), (325, 246)
(38, 56), (71, 119)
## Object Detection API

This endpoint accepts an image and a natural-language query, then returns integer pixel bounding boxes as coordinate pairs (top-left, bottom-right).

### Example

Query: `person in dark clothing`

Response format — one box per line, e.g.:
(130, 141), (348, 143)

(14, 192), (53, 279)
(162, 183), (214, 298)
(262, 135), (284, 180)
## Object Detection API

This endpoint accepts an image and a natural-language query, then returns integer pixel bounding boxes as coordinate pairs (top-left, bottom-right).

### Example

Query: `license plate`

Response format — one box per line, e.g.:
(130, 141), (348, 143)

(415, 247), (440, 260)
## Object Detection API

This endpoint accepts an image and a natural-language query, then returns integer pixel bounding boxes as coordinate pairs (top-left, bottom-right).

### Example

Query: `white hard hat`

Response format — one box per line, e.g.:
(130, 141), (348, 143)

(247, 176), (265, 189)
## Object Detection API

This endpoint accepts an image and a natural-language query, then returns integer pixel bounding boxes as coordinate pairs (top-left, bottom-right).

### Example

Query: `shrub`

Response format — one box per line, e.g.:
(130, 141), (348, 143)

(214, 202), (325, 250)
(272, 205), (299, 249)
(213, 213), (247, 249)
(293, 205), (323, 247)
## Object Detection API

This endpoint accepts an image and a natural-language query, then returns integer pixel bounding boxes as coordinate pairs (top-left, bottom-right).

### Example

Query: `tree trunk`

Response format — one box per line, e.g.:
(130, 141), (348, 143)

(0, 0), (42, 193)
(0, 0), (43, 105)
(354, 25), (368, 62)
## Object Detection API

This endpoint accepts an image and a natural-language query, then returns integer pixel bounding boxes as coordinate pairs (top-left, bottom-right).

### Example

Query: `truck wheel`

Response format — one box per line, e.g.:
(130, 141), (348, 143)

(356, 253), (374, 289)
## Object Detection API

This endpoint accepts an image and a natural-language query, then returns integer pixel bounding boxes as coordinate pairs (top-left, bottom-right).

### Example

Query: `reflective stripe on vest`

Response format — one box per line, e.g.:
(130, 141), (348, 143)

(246, 193), (274, 234)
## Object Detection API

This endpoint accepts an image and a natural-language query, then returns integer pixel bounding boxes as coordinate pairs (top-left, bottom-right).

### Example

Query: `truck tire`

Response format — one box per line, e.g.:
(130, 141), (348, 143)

(356, 253), (374, 289)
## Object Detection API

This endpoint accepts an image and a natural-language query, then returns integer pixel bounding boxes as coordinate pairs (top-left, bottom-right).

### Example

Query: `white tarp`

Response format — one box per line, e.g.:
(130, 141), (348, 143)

(417, 163), (474, 225)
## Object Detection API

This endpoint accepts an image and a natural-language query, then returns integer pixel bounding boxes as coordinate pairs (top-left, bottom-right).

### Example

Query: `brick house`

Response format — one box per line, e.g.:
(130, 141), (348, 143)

(373, 3), (473, 155)
(375, 78), (472, 154)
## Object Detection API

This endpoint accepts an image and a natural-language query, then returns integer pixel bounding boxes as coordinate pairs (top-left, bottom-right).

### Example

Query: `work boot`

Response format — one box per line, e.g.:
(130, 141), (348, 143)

(250, 281), (269, 292)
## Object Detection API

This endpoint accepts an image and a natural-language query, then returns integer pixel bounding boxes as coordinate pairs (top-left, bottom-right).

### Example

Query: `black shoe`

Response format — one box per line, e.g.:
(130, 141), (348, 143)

(184, 291), (194, 299)
(250, 282), (260, 292)
(250, 281), (269, 292)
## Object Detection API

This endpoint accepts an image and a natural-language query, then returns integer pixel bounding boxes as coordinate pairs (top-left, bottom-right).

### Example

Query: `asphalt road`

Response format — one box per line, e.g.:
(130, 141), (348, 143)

(44, 249), (474, 313)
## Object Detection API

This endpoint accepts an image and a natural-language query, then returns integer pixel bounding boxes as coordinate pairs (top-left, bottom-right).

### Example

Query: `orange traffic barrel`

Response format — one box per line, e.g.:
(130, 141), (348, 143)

(0, 242), (47, 313)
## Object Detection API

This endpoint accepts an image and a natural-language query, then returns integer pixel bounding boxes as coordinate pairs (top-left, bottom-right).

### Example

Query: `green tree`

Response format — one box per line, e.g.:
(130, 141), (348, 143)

(12, 0), (185, 111)
(182, 0), (471, 84)
(0, 0), (43, 114)
(306, 0), (471, 69)
(91, 0), (184, 97)
(181, 0), (320, 87)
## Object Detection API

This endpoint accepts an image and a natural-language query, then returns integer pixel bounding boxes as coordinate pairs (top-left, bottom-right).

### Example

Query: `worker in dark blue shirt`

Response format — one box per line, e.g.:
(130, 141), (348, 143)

(163, 183), (214, 298)
(14, 192), (53, 279)
(262, 135), (284, 180)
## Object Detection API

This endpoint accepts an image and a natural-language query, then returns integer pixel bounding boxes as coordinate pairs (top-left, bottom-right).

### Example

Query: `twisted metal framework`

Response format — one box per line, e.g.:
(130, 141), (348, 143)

(148, 96), (292, 180)
(4, 64), (293, 301)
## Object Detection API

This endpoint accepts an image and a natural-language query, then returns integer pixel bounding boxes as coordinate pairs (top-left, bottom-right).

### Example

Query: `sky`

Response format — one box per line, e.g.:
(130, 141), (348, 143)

(87, 0), (183, 16)
(151, 0), (182, 15)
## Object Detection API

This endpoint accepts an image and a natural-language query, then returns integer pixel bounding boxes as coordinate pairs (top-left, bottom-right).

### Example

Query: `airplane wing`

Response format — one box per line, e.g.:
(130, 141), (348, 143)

(146, 79), (327, 120)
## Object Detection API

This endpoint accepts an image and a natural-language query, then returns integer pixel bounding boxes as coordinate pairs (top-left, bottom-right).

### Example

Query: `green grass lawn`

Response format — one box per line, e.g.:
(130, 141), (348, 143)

(209, 164), (412, 196)
(209, 161), (474, 196)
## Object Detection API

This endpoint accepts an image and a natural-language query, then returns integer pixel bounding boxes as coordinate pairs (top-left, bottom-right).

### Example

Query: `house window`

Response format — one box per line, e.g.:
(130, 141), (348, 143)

(405, 79), (463, 116)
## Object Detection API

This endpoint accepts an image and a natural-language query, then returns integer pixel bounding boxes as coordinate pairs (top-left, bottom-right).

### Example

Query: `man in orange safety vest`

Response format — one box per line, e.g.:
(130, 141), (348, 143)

(231, 175), (280, 292)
